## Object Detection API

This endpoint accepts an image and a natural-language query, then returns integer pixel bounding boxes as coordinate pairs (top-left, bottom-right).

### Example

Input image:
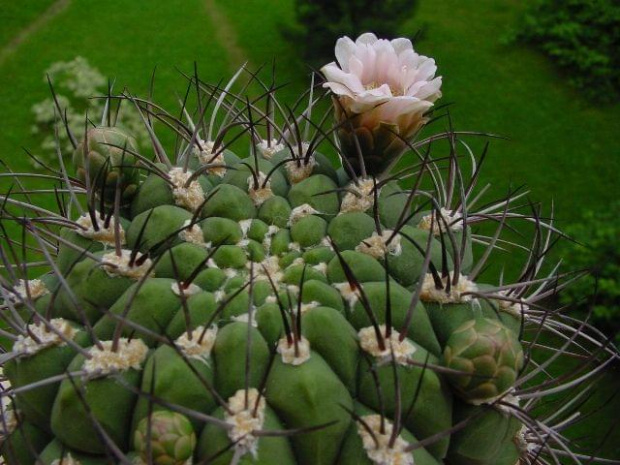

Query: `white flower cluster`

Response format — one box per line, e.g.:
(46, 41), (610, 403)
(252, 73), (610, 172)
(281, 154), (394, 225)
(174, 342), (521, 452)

(30, 57), (149, 167)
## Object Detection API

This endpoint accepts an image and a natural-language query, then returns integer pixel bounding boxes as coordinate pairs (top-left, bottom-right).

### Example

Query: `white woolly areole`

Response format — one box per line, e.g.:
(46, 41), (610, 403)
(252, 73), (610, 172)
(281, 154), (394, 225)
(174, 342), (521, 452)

(495, 291), (530, 319)
(516, 424), (540, 456)
(277, 336), (311, 365)
(175, 325), (218, 360)
(214, 290), (226, 302)
(13, 319), (77, 357)
(340, 178), (377, 214)
(313, 262), (328, 274)
(262, 225), (280, 252)
(0, 407), (17, 437)
(358, 325), (416, 365)
(171, 282), (202, 297)
(7, 279), (49, 304)
(75, 213), (125, 246)
(419, 272), (478, 304)
(300, 301), (320, 314)
(82, 339), (148, 377)
(224, 268), (239, 279)
(50, 453), (81, 465)
(358, 414), (413, 465)
(232, 311), (258, 327)
(289, 203), (320, 226)
(335, 282), (361, 307)
(225, 388), (266, 458)
(285, 147), (315, 184)
(178, 220), (207, 247)
(286, 284), (300, 295)
(248, 172), (273, 206)
(254, 256), (283, 283)
(194, 140), (227, 177)
(102, 250), (153, 280)
(239, 219), (253, 237)
(493, 391), (521, 414)
(256, 139), (285, 159)
(168, 167), (205, 212)
(356, 230), (402, 259)
(131, 459), (191, 465)
(288, 242), (301, 252)
(418, 208), (463, 235)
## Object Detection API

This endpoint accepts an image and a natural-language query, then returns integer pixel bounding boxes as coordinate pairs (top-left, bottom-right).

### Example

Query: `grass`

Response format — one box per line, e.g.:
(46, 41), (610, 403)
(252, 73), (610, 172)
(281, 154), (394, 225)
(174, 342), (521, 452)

(408, 0), (620, 225)
(0, 0), (58, 49)
(0, 0), (618, 461)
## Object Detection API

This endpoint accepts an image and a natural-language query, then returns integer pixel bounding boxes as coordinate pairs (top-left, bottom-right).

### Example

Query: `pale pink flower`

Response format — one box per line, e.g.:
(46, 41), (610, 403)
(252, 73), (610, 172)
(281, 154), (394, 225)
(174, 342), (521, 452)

(321, 32), (442, 139)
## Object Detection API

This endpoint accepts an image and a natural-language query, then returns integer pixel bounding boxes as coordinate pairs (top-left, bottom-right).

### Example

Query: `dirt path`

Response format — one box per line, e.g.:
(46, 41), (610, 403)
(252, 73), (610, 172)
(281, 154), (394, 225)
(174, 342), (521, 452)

(204, 0), (251, 70)
(0, 0), (72, 67)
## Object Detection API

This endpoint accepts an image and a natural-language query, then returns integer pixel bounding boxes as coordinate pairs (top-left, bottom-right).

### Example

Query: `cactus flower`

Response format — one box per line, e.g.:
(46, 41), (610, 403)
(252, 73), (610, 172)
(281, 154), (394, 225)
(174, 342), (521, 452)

(322, 32), (442, 174)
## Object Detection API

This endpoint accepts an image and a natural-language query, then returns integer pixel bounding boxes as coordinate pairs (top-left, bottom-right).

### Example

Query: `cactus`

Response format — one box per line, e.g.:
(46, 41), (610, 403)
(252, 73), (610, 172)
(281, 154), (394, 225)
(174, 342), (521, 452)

(0, 33), (617, 465)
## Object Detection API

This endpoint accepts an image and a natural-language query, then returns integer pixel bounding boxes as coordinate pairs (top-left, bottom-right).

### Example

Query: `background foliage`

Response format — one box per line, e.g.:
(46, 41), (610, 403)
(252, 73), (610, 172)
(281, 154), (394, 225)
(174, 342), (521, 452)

(560, 202), (620, 346)
(509, 0), (620, 103)
(284, 0), (420, 65)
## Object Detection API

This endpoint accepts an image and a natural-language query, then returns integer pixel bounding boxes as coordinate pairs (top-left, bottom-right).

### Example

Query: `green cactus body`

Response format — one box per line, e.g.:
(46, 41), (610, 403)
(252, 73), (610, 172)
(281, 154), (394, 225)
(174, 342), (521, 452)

(73, 127), (140, 206)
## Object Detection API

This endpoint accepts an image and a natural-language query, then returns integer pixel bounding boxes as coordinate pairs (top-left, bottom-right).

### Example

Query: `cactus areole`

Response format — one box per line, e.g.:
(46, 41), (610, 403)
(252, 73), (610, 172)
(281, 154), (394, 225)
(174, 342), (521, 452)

(0, 33), (616, 465)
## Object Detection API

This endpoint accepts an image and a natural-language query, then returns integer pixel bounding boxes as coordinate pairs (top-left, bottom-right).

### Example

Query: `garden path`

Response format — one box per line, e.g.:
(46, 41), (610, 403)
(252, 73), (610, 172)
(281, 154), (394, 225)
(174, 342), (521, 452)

(0, 0), (71, 67)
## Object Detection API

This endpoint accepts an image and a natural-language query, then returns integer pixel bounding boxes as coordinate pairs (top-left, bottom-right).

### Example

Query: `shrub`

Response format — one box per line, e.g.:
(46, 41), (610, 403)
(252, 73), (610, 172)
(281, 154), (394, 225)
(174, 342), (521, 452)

(510, 0), (620, 103)
(560, 202), (620, 345)
(285, 0), (420, 65)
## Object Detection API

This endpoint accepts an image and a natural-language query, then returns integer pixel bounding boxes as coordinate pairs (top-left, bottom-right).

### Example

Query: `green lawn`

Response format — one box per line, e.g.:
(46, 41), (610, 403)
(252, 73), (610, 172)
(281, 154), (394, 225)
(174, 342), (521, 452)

(0, 0), (618, 461)
(0, 0), (58, 50)
(410, 0), (620, 225)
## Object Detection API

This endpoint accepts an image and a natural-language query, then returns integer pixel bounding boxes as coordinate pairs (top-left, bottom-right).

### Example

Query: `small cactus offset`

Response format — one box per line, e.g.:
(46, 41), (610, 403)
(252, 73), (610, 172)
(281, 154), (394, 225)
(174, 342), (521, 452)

(0, 33), (617, 465)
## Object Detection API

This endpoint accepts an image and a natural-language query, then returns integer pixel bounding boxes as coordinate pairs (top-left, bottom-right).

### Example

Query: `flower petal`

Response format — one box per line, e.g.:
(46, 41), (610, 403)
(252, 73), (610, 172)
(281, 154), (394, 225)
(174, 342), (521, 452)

(335, 36), (357, 72)
(356, 32), (378, 46)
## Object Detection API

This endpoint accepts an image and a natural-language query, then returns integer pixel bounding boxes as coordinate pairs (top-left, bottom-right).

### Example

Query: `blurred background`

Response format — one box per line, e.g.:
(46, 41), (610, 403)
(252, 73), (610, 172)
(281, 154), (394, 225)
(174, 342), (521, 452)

(1, 0), (618, 460)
